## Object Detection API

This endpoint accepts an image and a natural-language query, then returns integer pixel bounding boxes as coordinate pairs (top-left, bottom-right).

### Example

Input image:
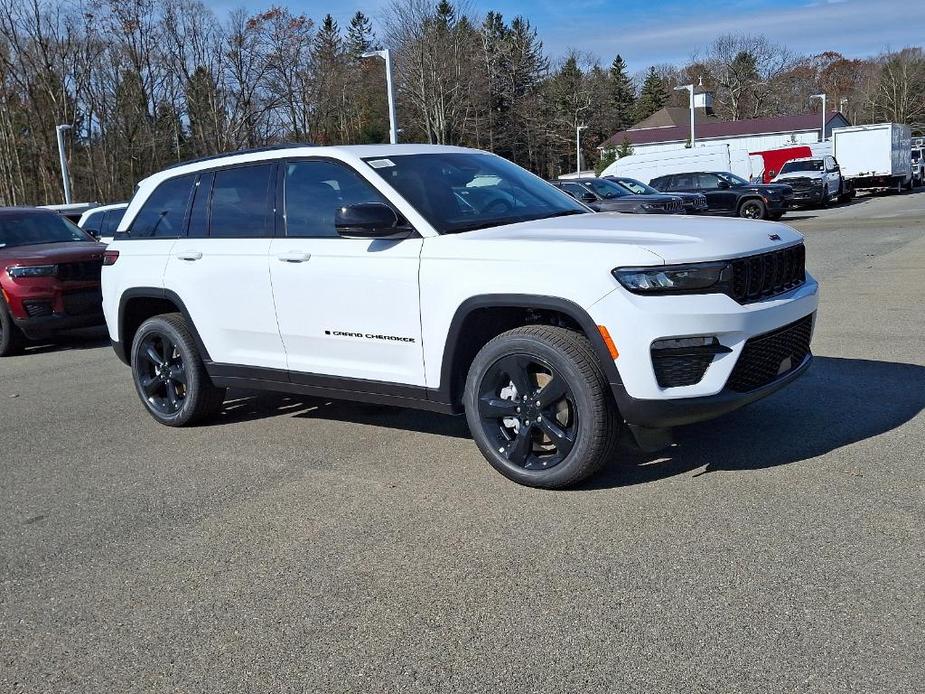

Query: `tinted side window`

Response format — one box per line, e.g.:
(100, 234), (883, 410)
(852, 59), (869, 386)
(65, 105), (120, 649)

(673, 174), (696, 189)
(696, 173), (721, 190)
(284, 161), (385, 238)
(82, 211), (104, 234)
(131, 174), (196, 238)
(561, 183), (587, 198)
(100, 209), (125, 238)
(210, 164), (275, 238)
(649, 176), (667, 190)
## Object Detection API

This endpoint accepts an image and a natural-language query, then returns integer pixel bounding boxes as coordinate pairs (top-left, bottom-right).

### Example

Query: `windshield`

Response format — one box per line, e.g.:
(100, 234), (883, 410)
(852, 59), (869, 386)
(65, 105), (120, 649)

(363, 153), (587, 234)
(717, 172), (750, 186)
(580, 179), (631, 199)
(612, 177), (658, 195)
(0, 211), (92, 249)
(780, 160), (824, 174)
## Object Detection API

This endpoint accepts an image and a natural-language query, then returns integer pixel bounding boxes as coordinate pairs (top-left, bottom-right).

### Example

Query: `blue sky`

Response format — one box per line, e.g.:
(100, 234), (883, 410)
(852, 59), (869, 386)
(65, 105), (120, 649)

(212, 0), (921, 72)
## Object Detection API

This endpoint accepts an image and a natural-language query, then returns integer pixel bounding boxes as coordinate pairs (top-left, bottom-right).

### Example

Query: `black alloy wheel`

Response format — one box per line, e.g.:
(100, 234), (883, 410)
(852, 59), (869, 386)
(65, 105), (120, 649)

(137, 332), (187, 415)
(476, 353), (577, 471)
(0, 304), (25, 357)
(464, 325), (620, 488)
(130, 313), (225, 426)
(740, 199), (766, 220)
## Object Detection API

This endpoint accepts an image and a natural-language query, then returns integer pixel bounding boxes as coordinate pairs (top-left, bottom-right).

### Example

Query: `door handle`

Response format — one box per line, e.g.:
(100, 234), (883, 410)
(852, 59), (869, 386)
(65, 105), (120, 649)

(277, 251), (311, 263)
(176, 250), (202, 261)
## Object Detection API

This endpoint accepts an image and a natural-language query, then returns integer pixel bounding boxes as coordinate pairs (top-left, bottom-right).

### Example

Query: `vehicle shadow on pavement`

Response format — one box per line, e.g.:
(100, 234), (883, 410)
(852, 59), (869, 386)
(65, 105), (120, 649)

(213, 391), (472, 439)
(582, 356), (925, 489)
(20, 327), (110, 356)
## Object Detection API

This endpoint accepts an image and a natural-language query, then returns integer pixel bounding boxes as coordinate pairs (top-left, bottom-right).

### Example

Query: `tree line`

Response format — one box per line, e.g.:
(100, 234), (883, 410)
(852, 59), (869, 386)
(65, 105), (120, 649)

(1, 0), (922, 206)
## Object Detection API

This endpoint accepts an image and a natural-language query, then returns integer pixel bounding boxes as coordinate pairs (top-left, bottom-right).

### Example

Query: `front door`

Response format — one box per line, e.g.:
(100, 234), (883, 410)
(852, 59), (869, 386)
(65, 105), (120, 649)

(695, 173), (737, 212)
(269, 159), (425, 386)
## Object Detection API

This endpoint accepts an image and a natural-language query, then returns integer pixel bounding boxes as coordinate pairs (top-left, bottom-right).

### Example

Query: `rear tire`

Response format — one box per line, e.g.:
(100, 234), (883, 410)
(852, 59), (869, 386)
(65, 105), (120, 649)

(0, 304), (26, 357)
(130, 313), (225, 426)
(464, 325), (620, 489)
(739, 198), (766, 220)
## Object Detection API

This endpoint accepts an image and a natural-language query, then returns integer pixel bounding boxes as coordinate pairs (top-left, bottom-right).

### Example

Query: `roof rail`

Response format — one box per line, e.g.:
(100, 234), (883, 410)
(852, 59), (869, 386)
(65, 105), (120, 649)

(163, 142), (315, 170)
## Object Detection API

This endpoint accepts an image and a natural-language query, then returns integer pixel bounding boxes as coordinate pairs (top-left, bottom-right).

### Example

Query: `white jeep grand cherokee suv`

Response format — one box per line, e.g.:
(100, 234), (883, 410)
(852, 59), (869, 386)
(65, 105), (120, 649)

(102, 145), (818, 488)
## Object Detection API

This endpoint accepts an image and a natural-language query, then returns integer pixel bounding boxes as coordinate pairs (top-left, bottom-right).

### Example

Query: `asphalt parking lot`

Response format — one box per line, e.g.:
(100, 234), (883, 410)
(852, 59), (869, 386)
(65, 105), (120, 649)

(2, 192), (924, 693)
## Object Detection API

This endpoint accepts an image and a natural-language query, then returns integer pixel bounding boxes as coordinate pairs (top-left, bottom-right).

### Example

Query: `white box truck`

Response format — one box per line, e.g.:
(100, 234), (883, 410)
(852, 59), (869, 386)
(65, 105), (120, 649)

(599, 144), (756, 184)
(831, 123), (912, 194)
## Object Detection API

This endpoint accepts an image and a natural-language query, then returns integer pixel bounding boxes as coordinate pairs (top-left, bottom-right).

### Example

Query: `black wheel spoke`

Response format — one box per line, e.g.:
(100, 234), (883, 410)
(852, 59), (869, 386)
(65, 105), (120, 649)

(537, 415), (575, 456)
(164, 381), (179, 410)
(496, 354), (533, 398)
(169, 364), (187, 386)
(536, 375), (567, 408)
(144, 344), (161, 366)
(479, 396), (518, 419)
(140, 374), (160, 396)
(505, 424), (533, 465)
(159, 338), (174, 363)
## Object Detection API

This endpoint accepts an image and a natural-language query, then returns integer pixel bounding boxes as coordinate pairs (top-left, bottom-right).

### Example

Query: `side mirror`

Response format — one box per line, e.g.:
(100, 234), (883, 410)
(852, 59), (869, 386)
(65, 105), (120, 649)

(717, 180), (731, 189)
(335, 203), (413, 240)
(768, 169), (777, 178)
(581, 192), (597, 203)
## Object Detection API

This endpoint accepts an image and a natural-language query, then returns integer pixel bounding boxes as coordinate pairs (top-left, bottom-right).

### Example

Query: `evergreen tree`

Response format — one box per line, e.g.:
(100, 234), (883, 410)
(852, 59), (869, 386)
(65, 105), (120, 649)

(608, 55), (636, 131)
(347, 11), (376, 58)
(634, 66), (669, 122)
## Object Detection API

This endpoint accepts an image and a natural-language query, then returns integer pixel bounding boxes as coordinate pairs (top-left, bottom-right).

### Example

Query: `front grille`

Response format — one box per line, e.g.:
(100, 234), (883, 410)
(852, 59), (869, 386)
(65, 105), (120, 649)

(670, 199), (683, 213)
(784, 177), (816, 192)
(62, 289), (102, 316)
(652, 352), (714, 387)
(727, 314), (813, 392)
(24, 300), (53, 318)
(56, 259), (102, 282)
(730, 244), (805, 303)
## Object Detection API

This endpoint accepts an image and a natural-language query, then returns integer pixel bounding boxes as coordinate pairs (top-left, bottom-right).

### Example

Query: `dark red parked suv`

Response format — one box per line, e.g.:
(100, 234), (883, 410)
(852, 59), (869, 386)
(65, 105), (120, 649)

(0, 208), (105, 356)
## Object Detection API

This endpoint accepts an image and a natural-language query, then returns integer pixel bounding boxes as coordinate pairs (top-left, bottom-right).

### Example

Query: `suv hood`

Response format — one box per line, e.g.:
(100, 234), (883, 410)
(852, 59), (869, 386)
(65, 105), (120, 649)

(456, 212), (804, 264)
(0, 241), (104, 268)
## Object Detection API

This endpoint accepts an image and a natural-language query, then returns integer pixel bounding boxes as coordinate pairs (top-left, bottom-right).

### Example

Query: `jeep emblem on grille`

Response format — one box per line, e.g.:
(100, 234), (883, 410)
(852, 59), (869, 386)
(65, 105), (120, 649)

(768, 233), (781, 241)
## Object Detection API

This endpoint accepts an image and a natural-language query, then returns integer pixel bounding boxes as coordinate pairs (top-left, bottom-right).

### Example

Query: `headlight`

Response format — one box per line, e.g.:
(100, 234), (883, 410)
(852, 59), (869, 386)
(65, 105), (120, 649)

(8, 264), (57, 278)
(612, 262), (732, 294)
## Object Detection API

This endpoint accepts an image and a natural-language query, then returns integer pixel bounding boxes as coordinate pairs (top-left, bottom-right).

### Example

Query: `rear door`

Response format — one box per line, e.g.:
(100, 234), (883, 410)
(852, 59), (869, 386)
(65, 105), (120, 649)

(269, 158), (425, 386)
(164, 163), (286, 370)
(105, 176), (196, 343)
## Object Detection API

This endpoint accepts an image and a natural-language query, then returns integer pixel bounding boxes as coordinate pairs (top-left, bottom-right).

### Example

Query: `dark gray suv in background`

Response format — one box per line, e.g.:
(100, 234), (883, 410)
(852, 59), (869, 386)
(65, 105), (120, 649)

(551, 178), (684, 214)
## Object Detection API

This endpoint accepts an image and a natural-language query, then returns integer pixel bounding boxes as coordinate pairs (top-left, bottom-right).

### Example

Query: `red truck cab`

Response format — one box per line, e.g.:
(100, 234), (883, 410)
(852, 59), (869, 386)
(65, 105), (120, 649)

(0, 208), (105, 356)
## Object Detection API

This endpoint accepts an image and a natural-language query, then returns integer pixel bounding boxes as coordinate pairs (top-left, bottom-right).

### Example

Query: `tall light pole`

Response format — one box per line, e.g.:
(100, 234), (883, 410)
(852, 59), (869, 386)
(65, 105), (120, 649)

(810, 93), (827, 142)
(55, 124), (73, 204)
(575, 124), (588, 176)
(362, 49), (398, 145)
(675, 84), (695, 148)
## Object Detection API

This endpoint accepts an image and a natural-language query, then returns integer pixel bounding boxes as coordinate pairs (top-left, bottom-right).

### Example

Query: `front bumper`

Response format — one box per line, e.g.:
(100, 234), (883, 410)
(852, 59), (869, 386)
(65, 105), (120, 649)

(612, 352), (811, 429)
(586, 275), (819, 430)
(789, 188), (826, 205)
(14, 311), (104, 340)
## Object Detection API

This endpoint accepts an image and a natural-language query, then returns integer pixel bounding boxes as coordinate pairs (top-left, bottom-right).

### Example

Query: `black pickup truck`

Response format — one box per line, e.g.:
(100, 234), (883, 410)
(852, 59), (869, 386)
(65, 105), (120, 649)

(649, 171), (793, 220)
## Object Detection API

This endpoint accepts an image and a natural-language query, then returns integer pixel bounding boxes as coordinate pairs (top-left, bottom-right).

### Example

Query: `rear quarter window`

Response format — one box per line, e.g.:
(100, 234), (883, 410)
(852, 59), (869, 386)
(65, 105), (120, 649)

(130, 175), (196, 238)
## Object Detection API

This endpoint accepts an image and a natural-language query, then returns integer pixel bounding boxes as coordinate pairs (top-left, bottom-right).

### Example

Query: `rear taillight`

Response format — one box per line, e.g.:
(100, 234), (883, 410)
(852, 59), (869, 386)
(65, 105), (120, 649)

(102, 250), (119, 266)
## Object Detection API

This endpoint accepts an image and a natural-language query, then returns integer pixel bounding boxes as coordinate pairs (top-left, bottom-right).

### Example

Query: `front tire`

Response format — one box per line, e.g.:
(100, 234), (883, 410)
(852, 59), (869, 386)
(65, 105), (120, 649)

(130, 313), (225, 426)
(464, 325), (620, 488)
(0, 304), (26, 357)
(739, 198), (766, 220)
